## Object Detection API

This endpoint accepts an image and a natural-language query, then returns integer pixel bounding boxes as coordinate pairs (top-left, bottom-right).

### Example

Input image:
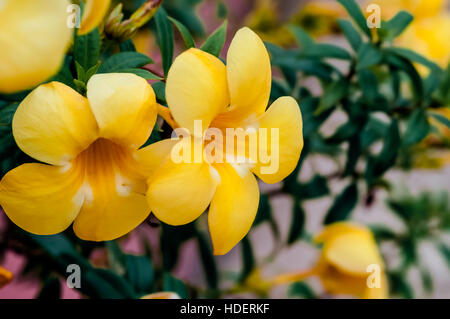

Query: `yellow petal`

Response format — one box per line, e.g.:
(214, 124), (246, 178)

(12, 82), (98, 165)
(78, 0), (111, 35)
(208, 163), (259, 255)
(0, 163), (84, 235)
(0, 266), (13, 289)
(166, 48), (229, 134)
(216, 27), (271, 125)
(251, 96), (303, 184)
(72, 138), (150, 241)
(0, 0), (72, 93)
(147, 139), (218, 225)
(363, 272), (389, 299)
(316, 222), (384, 276)
(319, 261), (368, 297)
(135, 139), (179, 179)
(86, 73), (157, 148)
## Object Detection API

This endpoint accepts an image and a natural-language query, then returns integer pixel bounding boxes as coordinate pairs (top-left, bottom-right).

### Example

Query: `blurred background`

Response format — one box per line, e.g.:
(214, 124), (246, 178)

(0, 0), (449, 299)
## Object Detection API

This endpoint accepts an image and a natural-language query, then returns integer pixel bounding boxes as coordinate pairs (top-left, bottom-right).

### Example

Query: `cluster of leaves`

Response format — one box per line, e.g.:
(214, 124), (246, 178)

(0, 0), (448, 299)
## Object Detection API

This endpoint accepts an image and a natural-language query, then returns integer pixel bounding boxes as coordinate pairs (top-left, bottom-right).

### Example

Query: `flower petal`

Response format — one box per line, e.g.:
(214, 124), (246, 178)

(146, 139), (218, 225)
(0, 163), (84, 235)
(12, 82), (98, 165)
(251, 96), (303, 184)
(87, 73), (157, 148)
(217, 27), (271, 124)
(0, 0), (72, 93)
(78, 0), (111, 35)
(166, 48), (229, 134)
(73, 192), (149, 241)
(208, 163), (259, 255)
(317, 222), (384, 276)
(135, 139), (179, 179)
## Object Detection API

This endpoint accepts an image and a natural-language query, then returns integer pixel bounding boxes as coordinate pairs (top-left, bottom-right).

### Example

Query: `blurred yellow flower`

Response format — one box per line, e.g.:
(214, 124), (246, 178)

(78, 0), (111, 35)
(0, 266), (13, 289)
(0, 0), (72, 94)
(146, 27), (303, 255)
(273, 222), (388, 299)
(0, 73), (163, 241)
(141, 292), (180, 299)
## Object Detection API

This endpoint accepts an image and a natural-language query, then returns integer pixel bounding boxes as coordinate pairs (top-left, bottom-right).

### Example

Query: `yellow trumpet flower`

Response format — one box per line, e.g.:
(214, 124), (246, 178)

(78, 0), (111, 35)
(0, 266), (13, 289)
(273, 222), (388, 299)
(146, 27), (303, 255)
(0, 73), (167, 241)
(0, 0), (72, 94)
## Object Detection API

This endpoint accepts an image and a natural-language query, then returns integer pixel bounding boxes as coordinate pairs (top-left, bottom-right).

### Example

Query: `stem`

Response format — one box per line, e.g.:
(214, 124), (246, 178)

(157, 103), (178, 129)
(270, 267), (319, 285)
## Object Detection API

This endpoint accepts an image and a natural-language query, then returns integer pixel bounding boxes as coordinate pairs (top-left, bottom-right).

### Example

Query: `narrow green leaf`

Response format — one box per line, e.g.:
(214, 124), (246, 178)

(38, 277), (61, 299)
(152, 81), (166, 103)
(337, 19), (362, 51)
(116, 68), (163, 80)
(85, 62), (101, 81)
(196, 232), (218, 289)
(358, 69), (378, 101)
(74, 28), (101, 70)
(240, 236), (255, 283)
(403, 109), (430, 147)
(382, 11), (413, 40)
(162, 273), (188, 298)
(200, 20), (228, 57)
(429, 112), (450, 128)
(98, 52), (153, 73)
(75, 61), (87, 83)
(288, 282), (316, 299)
(308, 43), (352, 60)
(385, 47), (441, 71)
(337, 0), (372, 39)
(155, 7), (174, 76)
(324, 183), (358, 224)
(169, 17), (195, 49)
(316, 79), (349, 114)
(357, 43), (382, 70)
(125, 255), (154, 294)
(288, 25), (315, 49)
(119, 39), (136, 52)
(288, 202), (306, 244)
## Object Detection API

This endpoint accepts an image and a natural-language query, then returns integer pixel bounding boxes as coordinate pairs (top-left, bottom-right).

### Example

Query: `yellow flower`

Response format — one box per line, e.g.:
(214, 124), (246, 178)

(273, 222), (388, 299)
(146, 27), (303, 255)
(0, 0), (72, 94)
(78, 0), (111, 35)
(0, 266), (13, 289)
(0, 73), (164, 241)
(141, 292), (180, 299)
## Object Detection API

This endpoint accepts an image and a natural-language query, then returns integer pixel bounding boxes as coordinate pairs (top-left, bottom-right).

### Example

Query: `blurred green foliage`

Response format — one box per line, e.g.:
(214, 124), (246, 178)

(0, 0), (449, 299)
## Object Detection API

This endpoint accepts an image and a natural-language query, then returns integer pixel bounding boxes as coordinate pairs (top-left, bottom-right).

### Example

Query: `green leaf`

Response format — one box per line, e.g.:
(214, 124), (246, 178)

(116, 68), (163, 80)
(106, 241), (126, 275)
(98, 52), (153, 73)
(155, 7), (174, 76)
(217, 2), (228, 18)
(85, 62), (101, 81)
(152, 81), (166, 103)
(119, 39), (136, 52)
(389, 271), (413, 298)
(38, 277), (61, 299)
(316, 79), (349, 114)
(358, 69), (378, 101)
(75, 61), (87, 83)
(196, 232), (218, 290)
(288, 282), (316, 299)
(324, 183), (358, 224)
(162, 273), (188, 298)
(402, 109), (430, 147)
(51, 56), (75, 89)
(288, 25), (315, 49)
(125, 254), (154, 294)
(168, 17), (195, 49)
(337, 19), (362, 51)
(240, 236), (255, 283)
(385, 47), (441, 71)
(437, 243), (450, 268)
(382, 11), (413, 40)
(307, 43), (352, 60)
(200, 20), (228, 57)
(367, 119), (400, 180)
(337, 0), (372, 39)
(288, 202), (306, 244)
(357, 43), (382, 70)
(274, 57), (334, 80)
(74, 28), (101, 70)
(161, 222), (196, 270)
(429, 112), (450, 128)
